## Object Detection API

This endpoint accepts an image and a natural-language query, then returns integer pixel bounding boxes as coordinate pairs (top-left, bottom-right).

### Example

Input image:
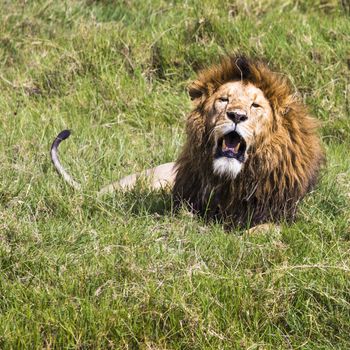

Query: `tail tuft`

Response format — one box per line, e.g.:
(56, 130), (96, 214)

(57, 129), (71, 141)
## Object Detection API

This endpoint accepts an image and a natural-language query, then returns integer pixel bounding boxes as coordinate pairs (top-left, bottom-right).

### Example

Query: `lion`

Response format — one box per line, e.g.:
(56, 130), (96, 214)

(51, 55), (324, 228)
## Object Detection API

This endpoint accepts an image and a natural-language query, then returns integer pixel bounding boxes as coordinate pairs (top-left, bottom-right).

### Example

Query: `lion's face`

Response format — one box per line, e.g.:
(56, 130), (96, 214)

(204, 81), (273, 179)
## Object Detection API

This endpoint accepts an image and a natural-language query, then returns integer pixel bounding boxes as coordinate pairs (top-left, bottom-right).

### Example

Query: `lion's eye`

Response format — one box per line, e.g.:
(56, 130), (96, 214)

(251, 102), (261, 108)
(219, 97), (229, 102)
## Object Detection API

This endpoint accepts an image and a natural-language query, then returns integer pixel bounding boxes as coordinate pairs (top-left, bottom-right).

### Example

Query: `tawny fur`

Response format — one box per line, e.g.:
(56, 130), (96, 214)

(173, 55), (325, 227)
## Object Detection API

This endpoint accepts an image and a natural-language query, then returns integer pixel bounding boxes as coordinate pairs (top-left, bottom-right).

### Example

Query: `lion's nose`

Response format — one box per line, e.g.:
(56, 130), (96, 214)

(226, 111), (248, 124)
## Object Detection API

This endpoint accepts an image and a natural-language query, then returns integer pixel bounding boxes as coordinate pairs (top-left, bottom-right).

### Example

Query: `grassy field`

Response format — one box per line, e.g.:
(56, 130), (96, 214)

(0, 0), (349, 348)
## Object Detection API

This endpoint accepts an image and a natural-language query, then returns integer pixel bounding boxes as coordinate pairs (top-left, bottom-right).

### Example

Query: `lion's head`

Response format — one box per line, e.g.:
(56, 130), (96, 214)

(173, 55), (324, 227)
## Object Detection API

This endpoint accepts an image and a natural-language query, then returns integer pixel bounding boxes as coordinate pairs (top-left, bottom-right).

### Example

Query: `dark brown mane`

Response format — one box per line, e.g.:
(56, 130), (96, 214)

(173, 55), (325, 228)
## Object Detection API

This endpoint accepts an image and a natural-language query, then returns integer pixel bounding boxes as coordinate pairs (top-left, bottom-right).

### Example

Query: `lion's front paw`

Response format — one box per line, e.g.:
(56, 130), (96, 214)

(246, 223), (281, 235)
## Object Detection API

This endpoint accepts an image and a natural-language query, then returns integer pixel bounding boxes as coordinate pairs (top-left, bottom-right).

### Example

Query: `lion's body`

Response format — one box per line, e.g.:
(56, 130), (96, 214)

(51, 55), (324, 229)
(98, 162), (176, 196)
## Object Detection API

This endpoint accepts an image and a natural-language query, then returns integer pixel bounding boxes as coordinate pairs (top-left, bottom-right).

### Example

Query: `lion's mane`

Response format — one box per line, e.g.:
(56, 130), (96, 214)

(173, 55), (325, 227)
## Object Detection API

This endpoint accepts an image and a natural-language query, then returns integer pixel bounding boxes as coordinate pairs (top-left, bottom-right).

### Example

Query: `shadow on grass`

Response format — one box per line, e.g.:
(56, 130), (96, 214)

(84, 188), (174, 219)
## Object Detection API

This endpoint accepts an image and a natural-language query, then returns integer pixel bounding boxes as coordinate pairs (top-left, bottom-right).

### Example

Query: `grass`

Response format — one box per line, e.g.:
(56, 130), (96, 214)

(0, 0), (349, 348)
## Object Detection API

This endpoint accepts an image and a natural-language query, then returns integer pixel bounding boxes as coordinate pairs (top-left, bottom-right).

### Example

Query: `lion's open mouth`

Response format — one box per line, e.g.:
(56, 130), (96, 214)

(215, 131), (246, 162)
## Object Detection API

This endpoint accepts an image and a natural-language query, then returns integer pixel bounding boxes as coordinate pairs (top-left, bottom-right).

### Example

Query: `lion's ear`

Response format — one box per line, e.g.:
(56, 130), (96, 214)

(188, 80), (207, 104)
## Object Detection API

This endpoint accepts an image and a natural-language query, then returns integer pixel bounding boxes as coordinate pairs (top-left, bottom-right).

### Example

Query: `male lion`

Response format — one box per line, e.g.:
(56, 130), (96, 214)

(51, 55), (324, 228)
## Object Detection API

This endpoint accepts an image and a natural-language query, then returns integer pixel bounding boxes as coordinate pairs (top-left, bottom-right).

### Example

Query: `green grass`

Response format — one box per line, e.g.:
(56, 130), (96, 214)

(0, 0), (349, 348)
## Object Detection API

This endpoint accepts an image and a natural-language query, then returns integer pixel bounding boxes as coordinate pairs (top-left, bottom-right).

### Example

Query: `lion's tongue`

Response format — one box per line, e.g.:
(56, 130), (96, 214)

(223, 135), (240, 153)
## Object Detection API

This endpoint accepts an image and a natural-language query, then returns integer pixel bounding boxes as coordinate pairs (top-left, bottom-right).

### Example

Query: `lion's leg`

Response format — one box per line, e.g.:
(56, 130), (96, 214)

(245, 223), (281, 234)
(97, 162), (177, 196)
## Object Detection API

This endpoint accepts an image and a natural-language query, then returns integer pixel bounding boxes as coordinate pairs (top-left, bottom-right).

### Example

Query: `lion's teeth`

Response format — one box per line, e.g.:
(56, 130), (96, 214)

(222, 138), (227, 150)
(222, 137), (240, 153)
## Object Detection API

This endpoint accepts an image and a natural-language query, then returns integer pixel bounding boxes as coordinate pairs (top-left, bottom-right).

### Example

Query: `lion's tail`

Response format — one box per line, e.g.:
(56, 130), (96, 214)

(50, 130), (82, 190)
